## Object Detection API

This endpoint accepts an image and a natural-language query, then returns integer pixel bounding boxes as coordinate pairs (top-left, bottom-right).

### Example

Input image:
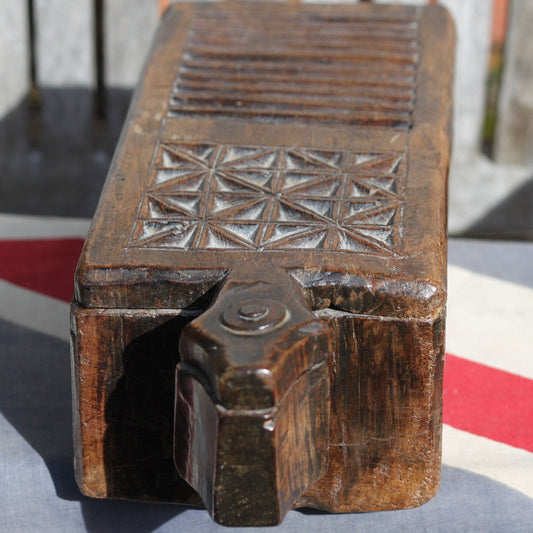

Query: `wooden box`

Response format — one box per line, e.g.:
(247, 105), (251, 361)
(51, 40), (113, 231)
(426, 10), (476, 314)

(71, 2), (454, 527)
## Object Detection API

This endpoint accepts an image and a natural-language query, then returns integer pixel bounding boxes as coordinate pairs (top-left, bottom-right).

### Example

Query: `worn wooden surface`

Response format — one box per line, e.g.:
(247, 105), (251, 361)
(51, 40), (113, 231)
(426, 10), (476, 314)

(300, 309), (445, 512)
(71, 2), (453, 527)
(71, 306), (202, 504)
(75, 3), (451, 310)
(175, 267), (331, 524)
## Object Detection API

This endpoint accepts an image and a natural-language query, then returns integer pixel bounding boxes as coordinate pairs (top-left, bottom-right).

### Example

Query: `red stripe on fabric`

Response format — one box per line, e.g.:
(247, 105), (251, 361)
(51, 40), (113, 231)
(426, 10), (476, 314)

(444, 353), (533, 452)
(0, 238), (84, 303)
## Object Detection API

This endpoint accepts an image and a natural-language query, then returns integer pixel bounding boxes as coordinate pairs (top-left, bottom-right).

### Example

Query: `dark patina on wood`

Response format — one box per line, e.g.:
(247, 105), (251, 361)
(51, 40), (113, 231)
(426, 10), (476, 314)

(71, 2), (454, 527)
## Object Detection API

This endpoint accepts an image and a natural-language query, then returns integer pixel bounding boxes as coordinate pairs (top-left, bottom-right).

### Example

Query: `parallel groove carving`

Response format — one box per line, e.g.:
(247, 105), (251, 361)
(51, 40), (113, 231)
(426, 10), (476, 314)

(169, 5), (420, 126)
(130, 143), (405, 254)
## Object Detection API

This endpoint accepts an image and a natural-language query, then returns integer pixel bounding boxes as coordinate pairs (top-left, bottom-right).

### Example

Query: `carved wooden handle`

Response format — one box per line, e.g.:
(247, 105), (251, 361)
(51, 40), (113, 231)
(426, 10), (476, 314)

(174, 267), (330, 526)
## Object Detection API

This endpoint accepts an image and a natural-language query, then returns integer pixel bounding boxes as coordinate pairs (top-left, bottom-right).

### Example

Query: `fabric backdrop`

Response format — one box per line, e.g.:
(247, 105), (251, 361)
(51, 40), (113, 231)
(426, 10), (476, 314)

(0, 213), (532, 532)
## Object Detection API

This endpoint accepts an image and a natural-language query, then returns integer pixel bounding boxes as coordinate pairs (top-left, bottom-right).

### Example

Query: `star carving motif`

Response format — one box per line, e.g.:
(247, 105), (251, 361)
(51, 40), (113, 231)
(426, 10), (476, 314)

(130, 142), (405, 254)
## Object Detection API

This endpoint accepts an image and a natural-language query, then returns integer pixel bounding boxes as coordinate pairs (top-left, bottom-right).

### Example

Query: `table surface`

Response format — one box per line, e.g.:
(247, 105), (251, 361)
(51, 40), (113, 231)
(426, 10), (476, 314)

(0, 212), (532, 532)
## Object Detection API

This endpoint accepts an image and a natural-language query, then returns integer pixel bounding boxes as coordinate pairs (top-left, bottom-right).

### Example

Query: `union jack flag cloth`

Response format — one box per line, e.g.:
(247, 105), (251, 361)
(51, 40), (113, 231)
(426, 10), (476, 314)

(0, 213), (532, 532)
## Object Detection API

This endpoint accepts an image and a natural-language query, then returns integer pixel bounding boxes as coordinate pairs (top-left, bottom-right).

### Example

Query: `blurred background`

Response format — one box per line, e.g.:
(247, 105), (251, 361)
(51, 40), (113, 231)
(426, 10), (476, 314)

(0, 0), (532, 240)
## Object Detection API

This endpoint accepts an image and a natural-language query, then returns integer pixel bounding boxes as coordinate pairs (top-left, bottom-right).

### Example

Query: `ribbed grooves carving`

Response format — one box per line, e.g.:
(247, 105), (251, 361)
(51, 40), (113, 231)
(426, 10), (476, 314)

(169, 5), (419, 127)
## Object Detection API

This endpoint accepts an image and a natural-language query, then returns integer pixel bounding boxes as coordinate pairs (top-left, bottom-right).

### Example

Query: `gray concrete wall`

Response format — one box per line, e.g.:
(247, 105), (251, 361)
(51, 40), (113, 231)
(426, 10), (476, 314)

(494, 0), (533, 166)
(104, 0), (159, 87)
(34, 0), (95, 86)
(0, 1), (29, 117)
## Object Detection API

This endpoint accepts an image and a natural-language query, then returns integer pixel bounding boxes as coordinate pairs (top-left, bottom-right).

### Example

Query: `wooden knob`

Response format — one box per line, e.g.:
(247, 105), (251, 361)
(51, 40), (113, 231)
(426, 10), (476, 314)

(174, 267), (330, 526)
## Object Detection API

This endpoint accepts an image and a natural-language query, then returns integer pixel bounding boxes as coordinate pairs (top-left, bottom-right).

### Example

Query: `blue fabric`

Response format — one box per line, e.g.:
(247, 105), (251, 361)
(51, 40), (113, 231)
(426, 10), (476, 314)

(1, 240), (533, 531)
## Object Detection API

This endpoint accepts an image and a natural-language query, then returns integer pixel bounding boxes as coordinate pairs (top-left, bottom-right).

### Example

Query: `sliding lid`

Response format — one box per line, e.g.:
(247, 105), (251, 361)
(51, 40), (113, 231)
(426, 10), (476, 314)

(75, 1), (454, 320)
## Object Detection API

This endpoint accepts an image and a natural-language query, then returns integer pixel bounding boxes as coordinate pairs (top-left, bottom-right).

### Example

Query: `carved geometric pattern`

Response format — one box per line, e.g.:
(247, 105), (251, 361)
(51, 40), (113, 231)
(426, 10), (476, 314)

(169, 5), (419, 127)
(130, 143), (405, 254)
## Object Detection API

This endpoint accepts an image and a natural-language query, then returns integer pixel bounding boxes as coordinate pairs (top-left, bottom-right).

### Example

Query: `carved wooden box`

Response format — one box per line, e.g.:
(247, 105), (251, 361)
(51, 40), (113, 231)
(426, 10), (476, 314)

(71, 2), (453, 527)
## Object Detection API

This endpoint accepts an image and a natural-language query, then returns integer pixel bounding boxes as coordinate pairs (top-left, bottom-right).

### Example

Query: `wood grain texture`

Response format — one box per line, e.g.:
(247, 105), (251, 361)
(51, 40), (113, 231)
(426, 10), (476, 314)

(299, 309), (445, 511)
(74, 2), (452, 311)
(71, 305), (201, 504)
(71, 2), (453, 527)
(175, 356), (329, 526)
(170, 4), (419, 127)
(174, 268), (330, 525)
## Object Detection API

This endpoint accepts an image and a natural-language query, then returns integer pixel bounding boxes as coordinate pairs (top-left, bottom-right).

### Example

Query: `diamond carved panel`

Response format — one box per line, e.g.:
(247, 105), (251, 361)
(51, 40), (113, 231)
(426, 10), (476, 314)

(130, 143), (405, 254)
